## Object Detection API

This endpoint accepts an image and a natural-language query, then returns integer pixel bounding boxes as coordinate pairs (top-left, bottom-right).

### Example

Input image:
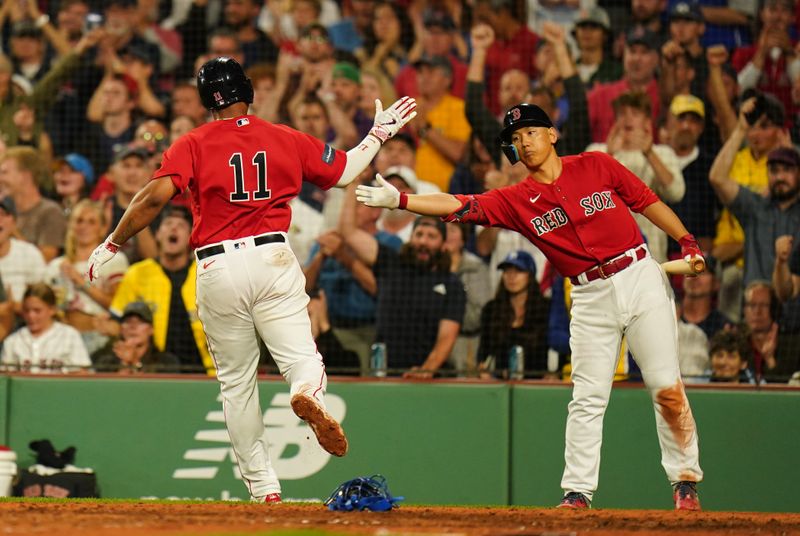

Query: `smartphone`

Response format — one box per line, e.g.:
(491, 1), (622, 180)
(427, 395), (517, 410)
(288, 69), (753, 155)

(83, 13), (103, 33)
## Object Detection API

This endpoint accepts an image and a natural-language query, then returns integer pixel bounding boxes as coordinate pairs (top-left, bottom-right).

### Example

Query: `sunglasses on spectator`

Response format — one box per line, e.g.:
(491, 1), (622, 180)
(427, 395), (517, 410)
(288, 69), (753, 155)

(140, 131), (165, 142)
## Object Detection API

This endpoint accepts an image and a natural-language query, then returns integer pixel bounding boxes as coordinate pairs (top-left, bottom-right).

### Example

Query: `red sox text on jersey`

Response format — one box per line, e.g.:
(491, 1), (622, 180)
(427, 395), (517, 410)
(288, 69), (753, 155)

(531, 191), (617, 235)
(445, 152), (658, 277)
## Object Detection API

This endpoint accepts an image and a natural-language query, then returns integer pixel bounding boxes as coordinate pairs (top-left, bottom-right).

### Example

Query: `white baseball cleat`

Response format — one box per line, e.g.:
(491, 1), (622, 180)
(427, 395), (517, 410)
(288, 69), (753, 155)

(291, 387), (348, 457)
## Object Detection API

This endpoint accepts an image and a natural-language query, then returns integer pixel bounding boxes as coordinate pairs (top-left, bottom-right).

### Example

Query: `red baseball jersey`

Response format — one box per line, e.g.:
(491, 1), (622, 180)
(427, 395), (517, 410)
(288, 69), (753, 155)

(446, 151), (659, 277)
(154, 115), (346, 248)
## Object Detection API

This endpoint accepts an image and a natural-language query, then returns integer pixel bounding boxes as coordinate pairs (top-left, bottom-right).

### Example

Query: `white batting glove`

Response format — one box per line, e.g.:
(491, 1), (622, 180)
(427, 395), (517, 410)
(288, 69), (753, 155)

(356, 173), (401, 209)
(86, 234), (120, 284)
(369, 97), (417, 143)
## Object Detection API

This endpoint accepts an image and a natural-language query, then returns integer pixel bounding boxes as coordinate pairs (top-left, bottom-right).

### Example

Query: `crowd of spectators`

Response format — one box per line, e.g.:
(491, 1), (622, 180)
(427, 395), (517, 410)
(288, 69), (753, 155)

(0, 0), (799, 384)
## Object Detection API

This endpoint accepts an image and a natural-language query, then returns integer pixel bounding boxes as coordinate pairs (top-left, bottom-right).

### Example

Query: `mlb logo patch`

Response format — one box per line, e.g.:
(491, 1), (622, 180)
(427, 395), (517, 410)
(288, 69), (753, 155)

(237, 118), (250, 127)
(234, 241), (246, 250)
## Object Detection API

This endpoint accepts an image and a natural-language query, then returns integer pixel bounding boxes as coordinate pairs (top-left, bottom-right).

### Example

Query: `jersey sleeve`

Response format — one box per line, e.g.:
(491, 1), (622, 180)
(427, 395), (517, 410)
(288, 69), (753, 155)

(597, 152), (659, 212)
(153, 135), (195, 193)
(291, 129), (347, 191)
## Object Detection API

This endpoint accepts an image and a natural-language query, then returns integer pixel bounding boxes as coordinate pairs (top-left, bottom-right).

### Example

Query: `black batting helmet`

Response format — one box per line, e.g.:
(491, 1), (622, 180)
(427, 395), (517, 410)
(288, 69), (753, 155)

(499, 103), (554, 144)
(197, 57), (254, 111)
(498, 103), (555, 164)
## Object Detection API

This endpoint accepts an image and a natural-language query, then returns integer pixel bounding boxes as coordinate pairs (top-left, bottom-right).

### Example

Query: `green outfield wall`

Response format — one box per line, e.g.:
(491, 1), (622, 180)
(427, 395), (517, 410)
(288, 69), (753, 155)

(1, 376), (798, 512)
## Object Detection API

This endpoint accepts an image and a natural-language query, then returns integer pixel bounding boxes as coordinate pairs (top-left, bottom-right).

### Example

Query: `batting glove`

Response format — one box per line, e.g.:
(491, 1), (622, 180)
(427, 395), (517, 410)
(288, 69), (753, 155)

(369, 97), (417, 144)
(356, 173), (402, 209)
(86, 234), (120, 283)
(679, 233), (704, 264)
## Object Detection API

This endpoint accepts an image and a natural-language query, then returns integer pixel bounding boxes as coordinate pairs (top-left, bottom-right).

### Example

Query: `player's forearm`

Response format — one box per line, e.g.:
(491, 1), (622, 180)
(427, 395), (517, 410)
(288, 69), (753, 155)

(405, 193), (464, 217)
(641, 201), (690, 242)
(110, 179), (175, 245)
(336, 135), (382, 187)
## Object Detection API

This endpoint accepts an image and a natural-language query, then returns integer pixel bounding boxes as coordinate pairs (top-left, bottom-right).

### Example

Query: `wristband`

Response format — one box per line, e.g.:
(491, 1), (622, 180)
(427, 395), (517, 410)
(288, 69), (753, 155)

(398, 192), (408, 210)
(106, 237), (121, 253)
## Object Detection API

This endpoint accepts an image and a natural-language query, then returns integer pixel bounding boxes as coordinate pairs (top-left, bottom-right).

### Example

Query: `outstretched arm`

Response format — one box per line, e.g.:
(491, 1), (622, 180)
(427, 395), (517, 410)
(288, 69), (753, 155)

(335, 97), (417, 187)
(356, 173), (463, 216)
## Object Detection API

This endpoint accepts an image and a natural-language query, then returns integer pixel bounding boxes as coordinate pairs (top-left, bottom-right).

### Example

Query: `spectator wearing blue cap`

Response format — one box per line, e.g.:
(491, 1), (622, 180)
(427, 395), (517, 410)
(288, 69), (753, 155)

(477, 250), (550, 379)
(53, 153), (95, 215)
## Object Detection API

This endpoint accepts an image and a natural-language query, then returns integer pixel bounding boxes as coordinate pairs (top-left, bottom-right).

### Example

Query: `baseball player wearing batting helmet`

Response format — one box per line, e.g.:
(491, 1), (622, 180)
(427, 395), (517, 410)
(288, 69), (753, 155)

(85, 57), (417, 503)
(355, 102), (704, 510)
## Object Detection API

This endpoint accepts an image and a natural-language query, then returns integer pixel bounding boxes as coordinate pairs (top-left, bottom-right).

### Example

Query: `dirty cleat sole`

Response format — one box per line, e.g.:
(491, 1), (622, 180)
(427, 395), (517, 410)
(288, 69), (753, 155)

(291, 393), (348, 457)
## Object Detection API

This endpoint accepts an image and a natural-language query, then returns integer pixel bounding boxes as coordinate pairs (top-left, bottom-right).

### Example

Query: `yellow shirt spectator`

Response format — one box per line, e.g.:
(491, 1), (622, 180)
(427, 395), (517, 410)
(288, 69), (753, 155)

(110, 259), (214, 376)
(413, 56), (471, 191)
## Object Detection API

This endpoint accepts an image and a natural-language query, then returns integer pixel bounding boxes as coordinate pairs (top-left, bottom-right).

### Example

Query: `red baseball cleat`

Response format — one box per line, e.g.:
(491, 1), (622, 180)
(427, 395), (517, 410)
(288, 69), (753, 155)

(264, 493), (282, 504)
(557, 492), (591, 509)
(673, 481), (701, 511)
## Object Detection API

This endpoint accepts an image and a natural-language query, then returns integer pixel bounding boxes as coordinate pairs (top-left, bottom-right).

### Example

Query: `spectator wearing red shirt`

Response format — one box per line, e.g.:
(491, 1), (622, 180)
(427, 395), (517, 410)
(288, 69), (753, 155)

(394, 12), (467, 99)
(732, 0), (799, 125)
(473, 0), (539, 116)
(588, 27), (662, 143)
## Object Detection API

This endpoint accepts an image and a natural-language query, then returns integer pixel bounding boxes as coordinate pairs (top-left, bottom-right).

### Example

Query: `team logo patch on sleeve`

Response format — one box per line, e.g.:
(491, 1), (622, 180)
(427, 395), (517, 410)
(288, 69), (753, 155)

(322, 144), (335, 165)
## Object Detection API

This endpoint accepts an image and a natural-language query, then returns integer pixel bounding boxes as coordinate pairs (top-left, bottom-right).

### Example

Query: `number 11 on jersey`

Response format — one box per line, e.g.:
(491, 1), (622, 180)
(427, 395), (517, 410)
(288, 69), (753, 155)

(229, 151), (271, 202)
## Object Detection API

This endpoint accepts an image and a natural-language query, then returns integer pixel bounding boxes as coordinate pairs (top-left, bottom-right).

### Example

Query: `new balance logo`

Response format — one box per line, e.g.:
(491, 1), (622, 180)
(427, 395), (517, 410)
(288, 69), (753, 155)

(173, 392), (347, 482)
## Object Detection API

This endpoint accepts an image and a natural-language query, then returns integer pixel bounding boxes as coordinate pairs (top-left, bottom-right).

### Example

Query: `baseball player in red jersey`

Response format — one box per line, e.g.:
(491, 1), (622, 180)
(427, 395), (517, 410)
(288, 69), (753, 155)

(355, 103), (704, 510)
(84, 57), (417, 503)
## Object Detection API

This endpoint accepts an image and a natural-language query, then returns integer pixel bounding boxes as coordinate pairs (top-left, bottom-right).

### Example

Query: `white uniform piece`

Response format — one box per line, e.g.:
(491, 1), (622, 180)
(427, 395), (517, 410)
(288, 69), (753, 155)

(0, 238), (46, 301)
(562, 251), (703, 500)
(585, 144), (685, 263)
(0, 322), (91, 373)
(195, 234), (329, 499)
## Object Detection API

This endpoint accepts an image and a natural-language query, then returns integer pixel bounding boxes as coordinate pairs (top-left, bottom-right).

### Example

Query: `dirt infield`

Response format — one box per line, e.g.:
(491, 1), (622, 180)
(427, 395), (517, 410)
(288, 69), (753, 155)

(1, 501), (799, 536)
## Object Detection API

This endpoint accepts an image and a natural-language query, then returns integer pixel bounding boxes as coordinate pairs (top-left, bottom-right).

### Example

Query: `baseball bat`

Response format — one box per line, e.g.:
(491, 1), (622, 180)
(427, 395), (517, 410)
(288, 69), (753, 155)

(660, 258), (706, 276)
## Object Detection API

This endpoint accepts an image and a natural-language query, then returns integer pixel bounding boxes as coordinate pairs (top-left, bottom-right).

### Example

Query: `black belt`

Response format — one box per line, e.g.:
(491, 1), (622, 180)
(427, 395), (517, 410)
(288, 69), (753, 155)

(196, 234), (285, 260)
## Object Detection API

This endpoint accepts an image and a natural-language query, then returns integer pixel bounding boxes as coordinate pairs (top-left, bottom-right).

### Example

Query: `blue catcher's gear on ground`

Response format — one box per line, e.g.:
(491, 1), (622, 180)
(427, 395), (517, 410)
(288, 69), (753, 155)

(324, 475), (403, 512)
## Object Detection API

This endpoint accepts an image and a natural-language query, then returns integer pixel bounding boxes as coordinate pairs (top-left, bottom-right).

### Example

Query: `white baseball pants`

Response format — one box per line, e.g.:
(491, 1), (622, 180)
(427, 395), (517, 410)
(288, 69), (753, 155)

(195, 234), (327, 500)
(561, 254), (703, 501)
